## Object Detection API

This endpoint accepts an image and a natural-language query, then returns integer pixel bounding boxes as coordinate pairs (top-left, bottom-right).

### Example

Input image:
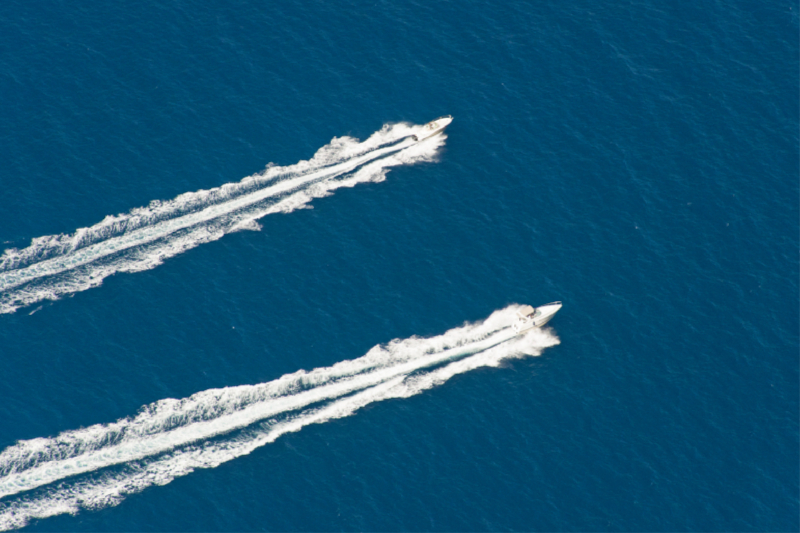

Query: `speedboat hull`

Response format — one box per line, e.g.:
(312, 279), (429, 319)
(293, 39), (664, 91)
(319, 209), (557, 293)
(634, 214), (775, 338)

(411, 115), (452, 141)
(513, 301), (562, 334)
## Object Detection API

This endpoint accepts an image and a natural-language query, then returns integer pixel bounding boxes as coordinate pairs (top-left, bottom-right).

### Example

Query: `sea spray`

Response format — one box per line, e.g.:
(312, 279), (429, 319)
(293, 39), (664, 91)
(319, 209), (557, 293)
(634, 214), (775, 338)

(0, 123), (442, 314)
(0, 306), (559, 530)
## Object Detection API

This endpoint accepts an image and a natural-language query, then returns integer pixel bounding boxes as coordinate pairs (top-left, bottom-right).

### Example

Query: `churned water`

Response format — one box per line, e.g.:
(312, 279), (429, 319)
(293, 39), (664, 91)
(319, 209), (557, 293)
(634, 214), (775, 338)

(0, 0), (797, 531)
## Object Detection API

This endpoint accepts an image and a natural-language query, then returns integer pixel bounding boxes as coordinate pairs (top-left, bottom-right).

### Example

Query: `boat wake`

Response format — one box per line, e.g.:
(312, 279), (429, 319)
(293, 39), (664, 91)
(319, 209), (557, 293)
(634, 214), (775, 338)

(0, 122), (442, 314)
(0, 305), (559, 530)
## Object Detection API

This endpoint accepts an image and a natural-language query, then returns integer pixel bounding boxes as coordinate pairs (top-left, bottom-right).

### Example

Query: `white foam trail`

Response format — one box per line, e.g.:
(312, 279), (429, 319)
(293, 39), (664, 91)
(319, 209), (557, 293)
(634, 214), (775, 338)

(1, 295), (506, 477)
(0, 313), (511, 496)
(0, 123), (441, 314)
(0, 306), (559, 530)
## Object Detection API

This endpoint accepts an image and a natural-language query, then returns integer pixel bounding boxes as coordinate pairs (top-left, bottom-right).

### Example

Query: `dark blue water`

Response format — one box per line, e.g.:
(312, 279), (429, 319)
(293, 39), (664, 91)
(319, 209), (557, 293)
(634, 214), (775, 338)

(0, 0), (797, 530)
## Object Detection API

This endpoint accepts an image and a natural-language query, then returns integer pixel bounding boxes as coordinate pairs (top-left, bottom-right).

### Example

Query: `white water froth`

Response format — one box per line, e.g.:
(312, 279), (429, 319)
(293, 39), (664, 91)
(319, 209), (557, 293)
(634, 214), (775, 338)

(0, 306), (559, 530)
(0, 123), (439, 314)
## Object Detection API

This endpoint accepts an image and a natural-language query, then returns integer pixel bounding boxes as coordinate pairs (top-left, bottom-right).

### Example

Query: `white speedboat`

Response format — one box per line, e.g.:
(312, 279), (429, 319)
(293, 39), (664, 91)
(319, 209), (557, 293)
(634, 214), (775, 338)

(512, 302), (562, 335)
(411, 115), (452, 141)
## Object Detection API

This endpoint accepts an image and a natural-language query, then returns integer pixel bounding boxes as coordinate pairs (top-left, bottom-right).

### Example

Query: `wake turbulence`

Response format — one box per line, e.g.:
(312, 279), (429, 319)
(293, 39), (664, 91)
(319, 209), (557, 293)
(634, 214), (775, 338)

(0, 120), (446, 314)
(0, 305), (559, 530)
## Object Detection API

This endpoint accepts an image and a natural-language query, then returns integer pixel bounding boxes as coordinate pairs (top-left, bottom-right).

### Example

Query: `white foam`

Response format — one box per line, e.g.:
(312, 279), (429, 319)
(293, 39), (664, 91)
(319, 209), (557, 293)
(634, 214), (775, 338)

(0, 123), (440, 314)
(0, 306), (559, 530)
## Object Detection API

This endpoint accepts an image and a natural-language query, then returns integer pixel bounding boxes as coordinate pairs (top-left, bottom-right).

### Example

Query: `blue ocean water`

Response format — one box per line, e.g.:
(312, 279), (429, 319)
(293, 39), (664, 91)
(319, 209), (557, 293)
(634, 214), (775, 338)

(0, 0), (797, 530)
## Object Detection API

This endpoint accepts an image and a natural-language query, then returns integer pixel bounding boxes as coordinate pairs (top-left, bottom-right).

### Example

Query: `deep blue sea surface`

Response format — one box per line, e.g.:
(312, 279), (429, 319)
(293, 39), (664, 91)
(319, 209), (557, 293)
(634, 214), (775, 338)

(0, 0), (797, 531)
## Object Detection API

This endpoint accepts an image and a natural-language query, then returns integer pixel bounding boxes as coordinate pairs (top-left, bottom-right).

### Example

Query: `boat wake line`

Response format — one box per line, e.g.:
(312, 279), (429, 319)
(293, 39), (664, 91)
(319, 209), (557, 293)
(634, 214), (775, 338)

(0, 305), (559, 530)
(0, 122), (440, 315)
